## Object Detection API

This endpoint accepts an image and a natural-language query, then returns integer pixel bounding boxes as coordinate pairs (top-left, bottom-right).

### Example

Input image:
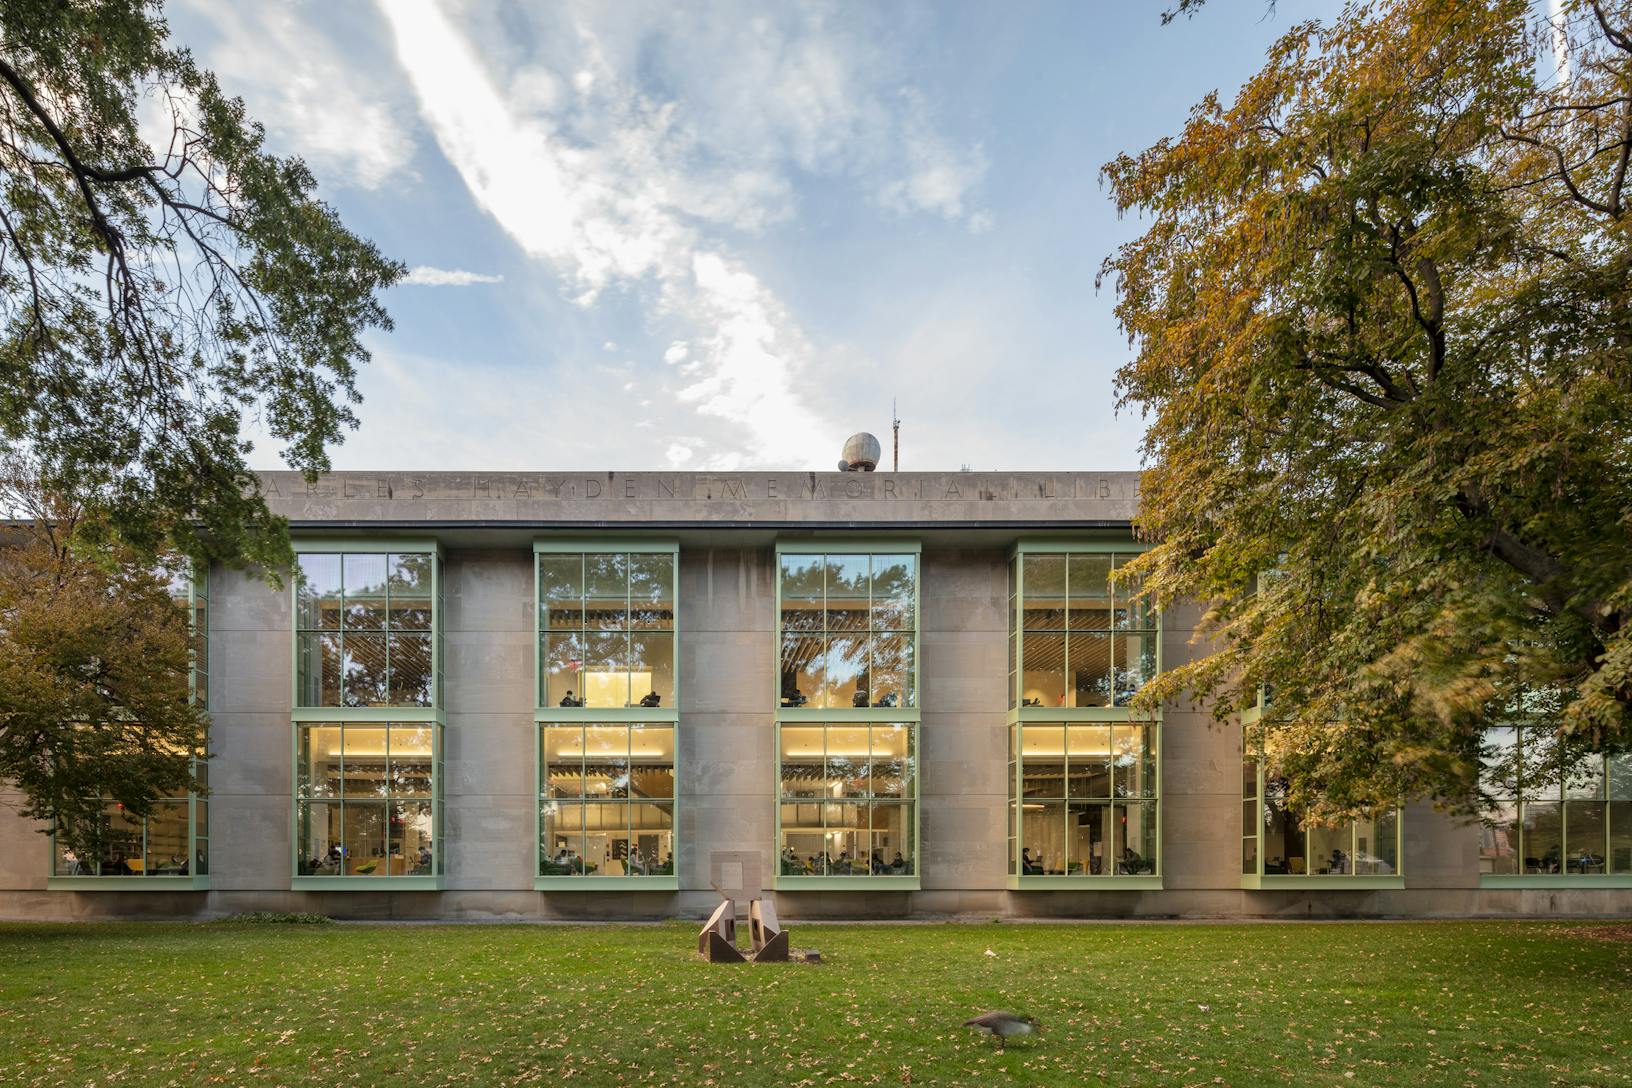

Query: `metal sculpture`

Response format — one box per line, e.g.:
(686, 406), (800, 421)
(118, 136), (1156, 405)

(698, 850), (788, 963)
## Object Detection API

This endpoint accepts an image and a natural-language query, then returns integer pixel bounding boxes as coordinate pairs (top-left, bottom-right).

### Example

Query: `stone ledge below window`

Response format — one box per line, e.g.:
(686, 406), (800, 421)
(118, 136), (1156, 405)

(1242, 875), (1404, 891)
(290, 876), (444, 892)
(534, 876), (679, 891)
(1007, 875), (1163, 891)
(1479, 874), (1632, 890)
(47, 876), (210, 892)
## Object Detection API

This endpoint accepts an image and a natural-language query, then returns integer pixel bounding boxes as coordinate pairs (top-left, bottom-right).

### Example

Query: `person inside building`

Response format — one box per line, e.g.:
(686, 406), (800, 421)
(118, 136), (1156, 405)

(639, 690), (661, 707)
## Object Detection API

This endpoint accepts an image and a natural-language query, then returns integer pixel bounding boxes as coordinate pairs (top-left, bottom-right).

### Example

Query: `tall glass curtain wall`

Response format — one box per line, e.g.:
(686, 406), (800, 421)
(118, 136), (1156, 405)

(1011, 722), (1157, 876)
(51, 564), (209, 880)
(1240, 760), (1401, 877)
(777, 550), (918, 879)
(1015, 552), (1154, 709)
(296, 723), (440, 876)
(538, 551), (675, 709)
(536, 547), (677, 880)
(779, 724), (916, 875)
(540, 724), (675, 876)
(295, 552), (434, 708)
(1008, 548), (1161, 882)
(1480, 726), (1632, 875)
(293, 548), (443, 880)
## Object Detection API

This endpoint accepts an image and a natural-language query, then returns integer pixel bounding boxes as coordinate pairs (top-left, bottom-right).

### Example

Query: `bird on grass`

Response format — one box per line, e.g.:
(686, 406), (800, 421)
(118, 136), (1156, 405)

(962, 1010), (1040, 1050)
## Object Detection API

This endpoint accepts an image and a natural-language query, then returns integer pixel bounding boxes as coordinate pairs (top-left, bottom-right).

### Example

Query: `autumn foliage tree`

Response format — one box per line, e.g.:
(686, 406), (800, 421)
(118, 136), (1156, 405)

(0, 470), (205, 860)
(1103, 0), (1632, 820)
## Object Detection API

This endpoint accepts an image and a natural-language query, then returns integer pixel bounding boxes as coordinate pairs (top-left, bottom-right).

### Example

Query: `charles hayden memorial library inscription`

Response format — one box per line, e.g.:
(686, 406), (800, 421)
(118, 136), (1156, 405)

(263, 472), (1138, 507)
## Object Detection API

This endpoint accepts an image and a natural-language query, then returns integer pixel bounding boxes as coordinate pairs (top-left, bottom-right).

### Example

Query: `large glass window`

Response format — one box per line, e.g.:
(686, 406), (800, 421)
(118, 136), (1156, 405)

(291, 543), (440, 885)
(1240, 760), (1401, 879)
(296, 723), (441, 877)
(1015, 722), (1158, 877)
(779, 552), (916, 709)
(776, 543), (919, 883)
(778, 723), (916, 876)
(51, 562), (209, 882)
(538, 550), (676, 709)
(1007, 543), (1162, 885)
(535, 542), (680, 884)
(1014, 551), (1155, 709)
(540, 724), (675, 877)
(295, 551), (437, 708)
(1479, 726), (1631, 876)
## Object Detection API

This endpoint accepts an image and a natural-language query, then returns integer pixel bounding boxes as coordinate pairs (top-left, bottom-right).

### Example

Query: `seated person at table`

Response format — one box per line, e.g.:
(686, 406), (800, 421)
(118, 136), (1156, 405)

(871, 850), (886, 874)
(781, 686), (807, 707)
(639, 690), (662, 707)
(890, 851), (907, 874)
(1118, 846), (1146, 874)
(1327, 848), (1348, 875)
(559, 690), (583, 707)
(1021, 847), (1043, 875)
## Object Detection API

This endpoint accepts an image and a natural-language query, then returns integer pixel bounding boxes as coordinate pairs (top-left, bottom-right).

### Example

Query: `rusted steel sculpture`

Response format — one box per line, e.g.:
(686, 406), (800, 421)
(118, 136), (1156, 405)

(698, 850), (788, 963)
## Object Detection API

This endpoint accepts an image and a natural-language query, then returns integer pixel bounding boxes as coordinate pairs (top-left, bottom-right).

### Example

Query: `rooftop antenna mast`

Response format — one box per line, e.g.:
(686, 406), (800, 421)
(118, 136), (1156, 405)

(891, 399), (900, 472)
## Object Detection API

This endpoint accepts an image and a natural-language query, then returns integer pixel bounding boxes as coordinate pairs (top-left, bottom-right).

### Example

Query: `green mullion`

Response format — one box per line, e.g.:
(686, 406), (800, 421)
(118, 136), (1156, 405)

(293, 706), (439, 723)
(536, 708), (677, 725)
(290, 538), (439, 554)
(534, 539), (678, 554)
(533, 719), (541, 878)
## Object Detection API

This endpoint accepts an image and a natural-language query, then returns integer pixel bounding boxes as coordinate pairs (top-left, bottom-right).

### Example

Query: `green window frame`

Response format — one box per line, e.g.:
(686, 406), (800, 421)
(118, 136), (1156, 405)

(293, 547), (440, 709)
(1239, 757), (1404, 890)
(1478, 725), (1632, 888)
(534, 540), (679, 890)
(49, 561), (211, 891)
(294, 721), (444, 881)
(775, 540), (920, 889)
(1007, 540), (1163, 890)
(777, 721), (917, 884)
(290, 540), (444, 891)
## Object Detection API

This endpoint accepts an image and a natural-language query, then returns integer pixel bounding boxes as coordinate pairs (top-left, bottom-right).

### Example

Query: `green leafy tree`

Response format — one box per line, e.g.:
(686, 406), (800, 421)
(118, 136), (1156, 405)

(0, 464), (205, 861)
(0, 0), (402, 572)
(1102, 0), (1632, 820)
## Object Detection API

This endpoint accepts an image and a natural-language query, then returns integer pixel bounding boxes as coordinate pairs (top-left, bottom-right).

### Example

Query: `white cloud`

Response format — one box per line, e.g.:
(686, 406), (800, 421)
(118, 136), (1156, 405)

(375, 0), (989, 468)
(400, 266), (504, 286)
(175, 1), (415, 190)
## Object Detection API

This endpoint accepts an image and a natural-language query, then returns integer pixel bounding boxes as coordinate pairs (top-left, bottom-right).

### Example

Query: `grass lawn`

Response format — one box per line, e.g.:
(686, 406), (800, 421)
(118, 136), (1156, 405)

(1, 920), (1629, 1087)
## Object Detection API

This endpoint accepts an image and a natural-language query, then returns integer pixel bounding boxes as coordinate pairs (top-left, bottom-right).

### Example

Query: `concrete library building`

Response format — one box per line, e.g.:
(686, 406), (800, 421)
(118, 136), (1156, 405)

(3, 457), (1629, 920)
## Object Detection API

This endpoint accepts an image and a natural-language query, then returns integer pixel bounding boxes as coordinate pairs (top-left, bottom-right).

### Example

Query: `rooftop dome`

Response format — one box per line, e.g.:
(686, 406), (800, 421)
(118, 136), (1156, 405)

(838, 432), (881, 472)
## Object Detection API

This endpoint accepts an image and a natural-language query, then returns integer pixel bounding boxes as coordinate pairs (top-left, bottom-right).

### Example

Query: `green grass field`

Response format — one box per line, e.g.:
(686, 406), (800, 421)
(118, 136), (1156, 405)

(0, 920), (1628, 1087)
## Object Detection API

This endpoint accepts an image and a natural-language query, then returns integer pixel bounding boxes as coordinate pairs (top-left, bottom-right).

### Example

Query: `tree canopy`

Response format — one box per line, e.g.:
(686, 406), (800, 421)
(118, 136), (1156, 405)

(1103, 0), (1632, 820)
(0, 466), (205, 860)
(0, 0), (402, 571)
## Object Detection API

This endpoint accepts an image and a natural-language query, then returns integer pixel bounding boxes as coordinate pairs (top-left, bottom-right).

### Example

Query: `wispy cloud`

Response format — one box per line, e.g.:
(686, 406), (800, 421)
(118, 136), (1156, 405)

(376, 0), (987, 469)
(400, 266), (504, 287)
(175, 0), (416, 190)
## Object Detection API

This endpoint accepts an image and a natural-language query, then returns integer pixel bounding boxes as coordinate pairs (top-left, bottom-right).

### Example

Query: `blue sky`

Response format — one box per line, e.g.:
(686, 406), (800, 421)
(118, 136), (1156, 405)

(167, 0), (1341, 473)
